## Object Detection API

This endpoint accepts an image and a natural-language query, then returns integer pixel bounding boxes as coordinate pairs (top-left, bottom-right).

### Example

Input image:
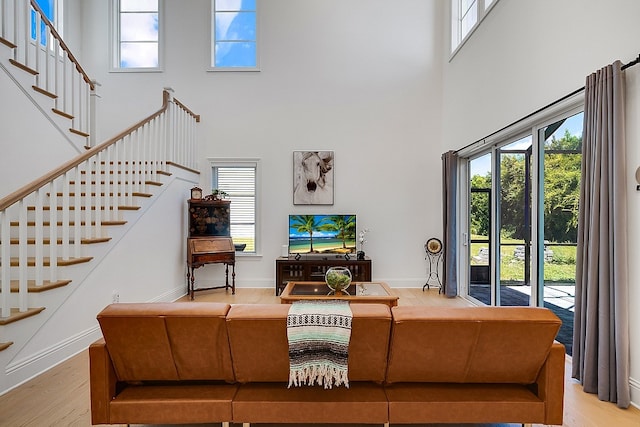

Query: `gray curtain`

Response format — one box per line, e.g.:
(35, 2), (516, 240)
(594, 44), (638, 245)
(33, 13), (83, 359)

(441, 150), (458, 297)
(572, 61), (630, 408)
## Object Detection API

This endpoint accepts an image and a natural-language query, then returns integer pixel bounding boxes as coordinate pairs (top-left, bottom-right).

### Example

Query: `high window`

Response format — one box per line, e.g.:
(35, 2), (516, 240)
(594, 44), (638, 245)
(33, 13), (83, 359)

(451, 0), (498, 55)
(111, 0), (162, 70)
(211, 0), (258, 70)
(211, 160), (259, 254)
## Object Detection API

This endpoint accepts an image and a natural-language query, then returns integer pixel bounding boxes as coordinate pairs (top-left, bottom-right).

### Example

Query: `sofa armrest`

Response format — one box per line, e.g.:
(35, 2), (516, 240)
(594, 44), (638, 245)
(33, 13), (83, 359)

(89, 338), (118, 425)
(535, 341), (565, 425)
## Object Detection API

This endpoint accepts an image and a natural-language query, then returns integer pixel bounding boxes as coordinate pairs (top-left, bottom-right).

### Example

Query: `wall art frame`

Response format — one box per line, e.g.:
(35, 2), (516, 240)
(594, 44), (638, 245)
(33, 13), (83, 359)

(292, 150), (334, 205)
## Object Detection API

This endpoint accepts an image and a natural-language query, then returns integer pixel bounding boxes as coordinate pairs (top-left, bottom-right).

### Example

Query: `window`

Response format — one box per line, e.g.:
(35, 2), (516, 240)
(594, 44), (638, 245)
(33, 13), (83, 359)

(211, 160), (259, 254)
(112, 0), (162, 70)
(211, 0), (258, 70)
(451, 0), (498, 55)
(460, 104), (583, 356)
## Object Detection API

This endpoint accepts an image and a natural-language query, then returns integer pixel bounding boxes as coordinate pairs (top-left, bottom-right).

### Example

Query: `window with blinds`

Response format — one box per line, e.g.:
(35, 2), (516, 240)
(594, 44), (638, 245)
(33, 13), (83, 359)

(212, 161), (258, 253)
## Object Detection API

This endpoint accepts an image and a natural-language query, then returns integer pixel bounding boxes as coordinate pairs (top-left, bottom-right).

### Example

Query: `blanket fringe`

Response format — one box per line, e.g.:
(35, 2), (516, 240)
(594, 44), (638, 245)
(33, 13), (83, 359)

(288, 364), (350, 389)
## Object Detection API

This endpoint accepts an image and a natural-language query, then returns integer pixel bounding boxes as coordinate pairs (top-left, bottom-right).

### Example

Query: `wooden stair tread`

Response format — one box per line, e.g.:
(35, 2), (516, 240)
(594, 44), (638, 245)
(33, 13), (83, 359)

(99, 161), (166, 165)
(9, 59), (38, 75)
(69, 180), (162, 186)
(6, 237), (111, 245)
(27, 205), (140, 211)
(0, 307), (46, 326)
(32, 85), (57, 99)
(7, 257), (93, 267)
(69, 128), (89, 137)
(80, 170), (159, 175)
(0, 342), (14, 351)
(5, 280), (72, 293)
(52, 108), (74, 120)
(0, 36), (16, 48)
(10, 220), (127, 226)
(50, 192), (152, 198)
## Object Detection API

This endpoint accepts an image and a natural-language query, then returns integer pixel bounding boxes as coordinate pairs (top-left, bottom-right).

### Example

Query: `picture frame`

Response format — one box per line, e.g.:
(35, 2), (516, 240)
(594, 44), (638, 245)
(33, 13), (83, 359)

(293, 151), (334, 205)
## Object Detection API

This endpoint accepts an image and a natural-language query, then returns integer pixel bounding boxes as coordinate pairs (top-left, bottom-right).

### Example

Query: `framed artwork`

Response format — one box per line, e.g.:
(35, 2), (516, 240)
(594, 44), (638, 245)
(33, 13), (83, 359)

(293, 151), (334, 205)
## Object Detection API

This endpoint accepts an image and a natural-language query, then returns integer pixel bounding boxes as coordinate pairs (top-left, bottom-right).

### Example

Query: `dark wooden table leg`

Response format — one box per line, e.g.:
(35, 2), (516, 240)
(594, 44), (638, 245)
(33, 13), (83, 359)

(224, 263), (229, 292)
(231, 263), (236, 294)
(189, 266), (196, 300)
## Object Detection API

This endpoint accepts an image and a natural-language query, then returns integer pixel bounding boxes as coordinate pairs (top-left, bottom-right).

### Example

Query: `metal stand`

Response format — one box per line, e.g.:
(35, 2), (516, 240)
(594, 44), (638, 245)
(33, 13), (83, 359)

(423, 251), (442, 292)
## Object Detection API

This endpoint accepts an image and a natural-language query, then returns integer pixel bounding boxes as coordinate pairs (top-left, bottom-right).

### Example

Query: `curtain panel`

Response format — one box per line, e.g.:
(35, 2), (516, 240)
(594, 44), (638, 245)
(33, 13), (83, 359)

(572, 60), (630, 408)
(441, 150), (458, 297)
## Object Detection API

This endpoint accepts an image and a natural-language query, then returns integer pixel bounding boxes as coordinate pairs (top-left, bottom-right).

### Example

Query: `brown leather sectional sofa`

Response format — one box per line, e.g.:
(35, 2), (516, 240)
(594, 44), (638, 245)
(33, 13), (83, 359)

(89, 302), (565, 426)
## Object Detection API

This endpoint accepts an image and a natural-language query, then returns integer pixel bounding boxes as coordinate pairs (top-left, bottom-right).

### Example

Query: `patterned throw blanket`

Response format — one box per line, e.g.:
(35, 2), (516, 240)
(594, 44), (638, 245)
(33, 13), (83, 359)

(287, 300), (353, 389)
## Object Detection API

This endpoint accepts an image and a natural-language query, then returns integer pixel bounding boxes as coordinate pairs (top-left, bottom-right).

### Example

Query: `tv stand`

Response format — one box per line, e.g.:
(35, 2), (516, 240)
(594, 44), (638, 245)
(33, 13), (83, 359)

(275, 256), (371, 295)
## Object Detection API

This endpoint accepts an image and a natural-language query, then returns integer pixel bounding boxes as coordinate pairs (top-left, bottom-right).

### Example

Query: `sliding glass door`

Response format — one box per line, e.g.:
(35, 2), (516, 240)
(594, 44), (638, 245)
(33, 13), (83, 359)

(536, 112), (582, 355)
(497, 135), (532, 307)
(463, 110), (582, 355)
(468, 154), (491, 304)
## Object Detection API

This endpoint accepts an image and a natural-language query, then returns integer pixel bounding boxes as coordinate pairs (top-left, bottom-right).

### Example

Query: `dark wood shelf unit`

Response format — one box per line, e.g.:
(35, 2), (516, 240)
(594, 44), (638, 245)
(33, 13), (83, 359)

(187, 199), (235, 297)
(275, 256), (371, 295)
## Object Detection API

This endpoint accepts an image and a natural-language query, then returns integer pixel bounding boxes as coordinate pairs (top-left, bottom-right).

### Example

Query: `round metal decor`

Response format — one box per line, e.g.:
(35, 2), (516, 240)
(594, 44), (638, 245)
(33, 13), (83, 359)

(425, 238), (443, 255)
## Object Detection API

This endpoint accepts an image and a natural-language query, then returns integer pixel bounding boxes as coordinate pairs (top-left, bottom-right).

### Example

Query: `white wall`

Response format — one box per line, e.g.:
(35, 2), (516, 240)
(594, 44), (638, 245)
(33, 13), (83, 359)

(77, 0), (446, 288)
(441, 0), (640, 408)
(0, 59), (81, 198)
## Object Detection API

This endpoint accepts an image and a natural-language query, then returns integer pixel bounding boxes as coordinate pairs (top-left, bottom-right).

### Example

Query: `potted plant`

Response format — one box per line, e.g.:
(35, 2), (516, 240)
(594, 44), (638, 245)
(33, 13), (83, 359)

(206, 189), (229, 201)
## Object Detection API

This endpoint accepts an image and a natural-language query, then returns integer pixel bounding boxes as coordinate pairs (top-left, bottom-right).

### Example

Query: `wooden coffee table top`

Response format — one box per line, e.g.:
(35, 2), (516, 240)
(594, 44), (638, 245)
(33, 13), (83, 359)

(279, 281), (398, 307)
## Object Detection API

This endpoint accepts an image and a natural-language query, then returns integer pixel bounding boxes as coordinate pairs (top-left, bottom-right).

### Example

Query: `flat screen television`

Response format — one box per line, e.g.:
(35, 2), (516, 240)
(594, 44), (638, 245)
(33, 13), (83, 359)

(289, 214), (356, 255)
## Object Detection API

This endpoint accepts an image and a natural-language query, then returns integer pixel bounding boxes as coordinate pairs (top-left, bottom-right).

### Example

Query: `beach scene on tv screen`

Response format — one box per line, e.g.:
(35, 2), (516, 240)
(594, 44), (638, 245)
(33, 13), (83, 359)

(289, 215), (356, 254)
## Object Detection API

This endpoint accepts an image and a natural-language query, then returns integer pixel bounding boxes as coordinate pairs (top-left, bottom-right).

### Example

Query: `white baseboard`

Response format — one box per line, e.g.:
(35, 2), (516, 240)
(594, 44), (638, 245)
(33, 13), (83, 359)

(1, 325), (101, 397)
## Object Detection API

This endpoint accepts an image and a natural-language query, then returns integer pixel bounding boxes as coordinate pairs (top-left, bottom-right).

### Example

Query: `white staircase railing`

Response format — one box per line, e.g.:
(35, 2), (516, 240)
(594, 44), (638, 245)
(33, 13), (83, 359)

(0, 89), (200, 318)
(0, 0), (96, 144)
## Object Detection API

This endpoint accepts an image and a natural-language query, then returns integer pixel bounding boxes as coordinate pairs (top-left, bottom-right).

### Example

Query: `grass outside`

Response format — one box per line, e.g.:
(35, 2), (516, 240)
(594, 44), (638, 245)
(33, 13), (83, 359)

(470, 235), (576, 283)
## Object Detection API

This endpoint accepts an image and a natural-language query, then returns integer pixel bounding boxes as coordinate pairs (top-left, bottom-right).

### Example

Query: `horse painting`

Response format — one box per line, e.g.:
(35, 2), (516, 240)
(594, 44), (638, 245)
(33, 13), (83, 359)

(293, 151), (334, 205)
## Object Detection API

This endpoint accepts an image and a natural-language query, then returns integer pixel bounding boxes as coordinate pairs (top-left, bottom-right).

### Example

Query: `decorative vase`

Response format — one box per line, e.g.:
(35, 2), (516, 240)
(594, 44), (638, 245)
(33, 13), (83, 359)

(325, 266), (352, 293)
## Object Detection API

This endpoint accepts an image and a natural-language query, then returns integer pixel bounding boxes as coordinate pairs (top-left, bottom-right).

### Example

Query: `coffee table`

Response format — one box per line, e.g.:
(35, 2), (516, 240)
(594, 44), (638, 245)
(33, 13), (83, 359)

(279, 281), (398, 308)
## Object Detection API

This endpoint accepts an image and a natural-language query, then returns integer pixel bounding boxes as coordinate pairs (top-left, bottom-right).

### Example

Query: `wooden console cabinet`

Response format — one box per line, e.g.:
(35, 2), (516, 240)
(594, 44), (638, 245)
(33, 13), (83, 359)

(187, 199), (235, 298)
(275, 256), (371, 295)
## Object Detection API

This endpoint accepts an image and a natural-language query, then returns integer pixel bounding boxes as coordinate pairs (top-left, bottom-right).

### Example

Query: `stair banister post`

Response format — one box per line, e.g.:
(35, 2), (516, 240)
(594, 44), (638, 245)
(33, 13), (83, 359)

(89, 80), (102, 148)
(164, 87), (175, 169)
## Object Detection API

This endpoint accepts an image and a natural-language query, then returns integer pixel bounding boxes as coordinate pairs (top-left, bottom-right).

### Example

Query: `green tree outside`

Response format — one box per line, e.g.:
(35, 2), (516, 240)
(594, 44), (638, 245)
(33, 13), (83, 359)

(469, 129), (581, 283)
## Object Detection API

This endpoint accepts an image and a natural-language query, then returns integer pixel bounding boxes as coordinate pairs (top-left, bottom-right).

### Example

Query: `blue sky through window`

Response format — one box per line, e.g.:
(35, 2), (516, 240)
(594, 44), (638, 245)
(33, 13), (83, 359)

(213, 0), (257, 68)
(470, 112), (583, 177)
(119, 0), (159, 68)
(31, 0), (54, 45)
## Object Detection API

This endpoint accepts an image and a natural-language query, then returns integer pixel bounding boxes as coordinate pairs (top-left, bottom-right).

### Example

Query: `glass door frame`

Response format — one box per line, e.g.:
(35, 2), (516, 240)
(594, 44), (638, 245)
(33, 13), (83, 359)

(457, 100), (583, 309)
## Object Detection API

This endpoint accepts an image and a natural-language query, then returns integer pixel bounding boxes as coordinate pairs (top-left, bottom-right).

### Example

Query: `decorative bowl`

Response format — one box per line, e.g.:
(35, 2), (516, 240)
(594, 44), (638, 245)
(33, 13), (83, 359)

(325, 266), (352, 293)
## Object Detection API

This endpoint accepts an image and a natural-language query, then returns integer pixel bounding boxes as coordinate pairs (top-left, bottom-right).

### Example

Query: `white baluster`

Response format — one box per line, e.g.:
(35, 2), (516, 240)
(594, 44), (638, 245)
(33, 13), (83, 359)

(18, 199), (27, 312)
(35, 188), (43, 287)
(0, 210), (10, 318)
(49, 181), (57, 283)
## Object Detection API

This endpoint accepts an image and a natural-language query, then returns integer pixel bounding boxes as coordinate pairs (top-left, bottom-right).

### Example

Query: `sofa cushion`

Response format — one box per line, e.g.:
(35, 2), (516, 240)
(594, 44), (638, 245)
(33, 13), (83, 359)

(109, 384), (236, 424)
(385, 306), (561, 384)
(384, 383), (545, 424)
(232, 382), (389, 424)
(97, 302), (234, 382)
(226, 303), (392, 383)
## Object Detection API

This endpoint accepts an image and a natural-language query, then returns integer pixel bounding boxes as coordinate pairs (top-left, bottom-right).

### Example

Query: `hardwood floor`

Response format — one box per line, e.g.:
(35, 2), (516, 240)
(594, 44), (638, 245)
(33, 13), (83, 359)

(0, 288), (638, 427)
